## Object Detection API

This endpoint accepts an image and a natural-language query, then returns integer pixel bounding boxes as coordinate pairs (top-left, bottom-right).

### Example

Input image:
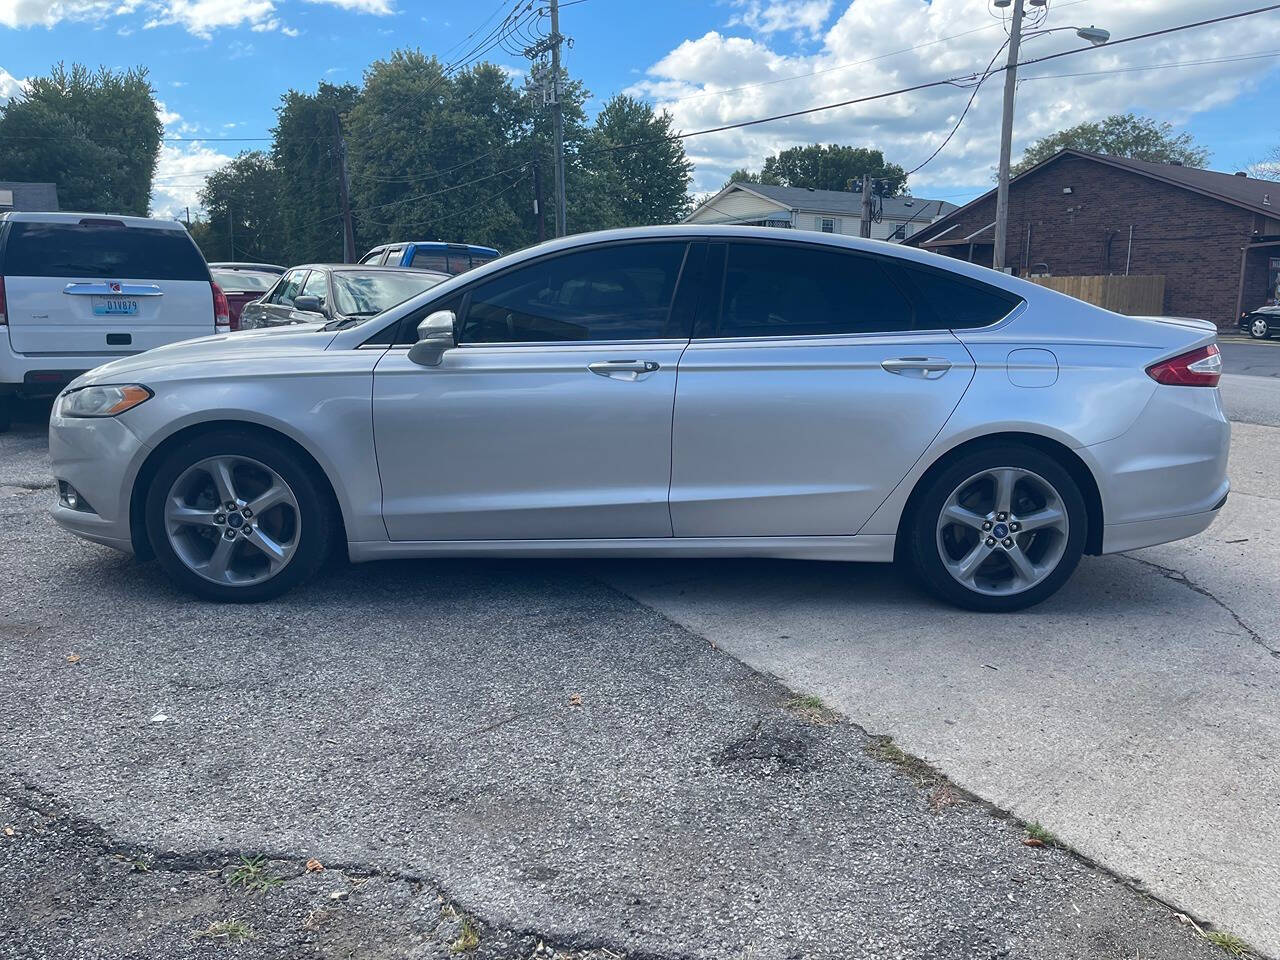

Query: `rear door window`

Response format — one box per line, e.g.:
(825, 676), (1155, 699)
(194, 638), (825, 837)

(714, 242), (914, 338)
(895, 263), (1022, 329)
(2, 220), (209, 281)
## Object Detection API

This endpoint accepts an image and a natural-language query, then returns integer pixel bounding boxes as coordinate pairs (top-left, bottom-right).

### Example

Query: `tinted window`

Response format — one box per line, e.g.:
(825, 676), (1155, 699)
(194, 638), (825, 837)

(273, 269), (308, 306)
(410, 250), (450, 271)
(461, 242), (688, 343)
(715, 243), (913, 338)
(446, 252), (471, 274)
(211, 269), (275, 292)
(3, 221), (209, 281)
(331, 270), (442, 317)
(897, 263), (1022, 330)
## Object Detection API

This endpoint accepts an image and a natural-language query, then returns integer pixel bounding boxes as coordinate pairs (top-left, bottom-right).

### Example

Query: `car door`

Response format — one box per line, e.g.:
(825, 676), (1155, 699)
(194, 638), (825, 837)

(372, 240), (702, 542)
(669, 240), (979, 538)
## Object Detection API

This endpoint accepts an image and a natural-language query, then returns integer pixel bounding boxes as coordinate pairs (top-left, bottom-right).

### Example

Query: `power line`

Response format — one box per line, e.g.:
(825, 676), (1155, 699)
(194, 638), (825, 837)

(353, 172), (529, 230)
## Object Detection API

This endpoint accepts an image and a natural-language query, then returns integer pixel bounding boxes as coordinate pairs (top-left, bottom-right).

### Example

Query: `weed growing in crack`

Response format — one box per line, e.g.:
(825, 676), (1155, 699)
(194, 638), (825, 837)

(191, 919), (257, 944)
(1204, 930), (1252, 957)
(1023, 822), (1060, 847)
(784, 693), (838, 726)
(449, 915), (480, 953)
(867, 736), (934, 785)
(226, 855), (283, 893)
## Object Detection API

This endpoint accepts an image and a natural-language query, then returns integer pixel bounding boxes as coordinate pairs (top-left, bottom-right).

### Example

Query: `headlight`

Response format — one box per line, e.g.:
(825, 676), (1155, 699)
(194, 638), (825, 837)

(58, 384), (153, 418)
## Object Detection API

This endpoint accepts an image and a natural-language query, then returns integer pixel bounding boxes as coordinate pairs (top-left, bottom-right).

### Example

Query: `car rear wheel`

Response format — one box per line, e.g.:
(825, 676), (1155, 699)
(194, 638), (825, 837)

(1248, 315), (1272, 339)
(907, 445), (1087, 612)
(145, 430), (334, 602)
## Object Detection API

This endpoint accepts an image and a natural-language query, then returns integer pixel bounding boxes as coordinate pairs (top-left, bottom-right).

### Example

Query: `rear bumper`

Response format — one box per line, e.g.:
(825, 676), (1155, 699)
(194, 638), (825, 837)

(1083, 383), (1230, 554)
(0, 328), (91, 397)
(47, 409), (149, 555)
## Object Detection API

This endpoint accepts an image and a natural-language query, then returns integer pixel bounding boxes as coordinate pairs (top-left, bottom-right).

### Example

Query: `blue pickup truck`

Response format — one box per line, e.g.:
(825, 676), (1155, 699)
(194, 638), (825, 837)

(358, 241), (500, 275)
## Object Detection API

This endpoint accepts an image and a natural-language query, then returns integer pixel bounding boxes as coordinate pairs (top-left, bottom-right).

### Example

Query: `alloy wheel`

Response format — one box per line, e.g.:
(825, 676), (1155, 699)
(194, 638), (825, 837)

(163, 455), (301, 586)
(935, 466), (1070, 597)
(1250, 317), (1270, 339)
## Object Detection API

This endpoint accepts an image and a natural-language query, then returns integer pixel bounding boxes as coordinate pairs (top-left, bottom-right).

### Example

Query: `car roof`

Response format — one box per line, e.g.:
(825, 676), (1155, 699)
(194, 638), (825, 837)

(209, 261), (286, 273)
(0, 211), (188, 231)
(298, 263), (450, 279)
(365, 241), (501, 255)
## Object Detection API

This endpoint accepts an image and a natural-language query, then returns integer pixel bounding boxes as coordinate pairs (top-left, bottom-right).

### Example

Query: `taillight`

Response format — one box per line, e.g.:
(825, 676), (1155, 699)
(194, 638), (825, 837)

(1146, 343), (1221, 387)
(0, 276), (7, 326)
(211, 281), (230, 333)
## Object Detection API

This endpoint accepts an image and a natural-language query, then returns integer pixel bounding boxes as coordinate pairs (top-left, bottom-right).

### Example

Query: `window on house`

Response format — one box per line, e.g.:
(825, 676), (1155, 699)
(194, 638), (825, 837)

(820, 217), (837, 233)
(891, 224), (908, 241)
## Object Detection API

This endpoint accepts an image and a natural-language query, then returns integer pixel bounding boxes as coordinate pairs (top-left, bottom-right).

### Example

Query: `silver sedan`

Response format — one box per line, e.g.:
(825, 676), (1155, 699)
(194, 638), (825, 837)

(48, 226), (1229, 611)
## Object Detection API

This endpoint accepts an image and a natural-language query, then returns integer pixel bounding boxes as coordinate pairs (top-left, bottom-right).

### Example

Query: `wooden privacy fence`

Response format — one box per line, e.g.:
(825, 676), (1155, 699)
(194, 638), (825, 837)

(1026, 274), (1166, 315)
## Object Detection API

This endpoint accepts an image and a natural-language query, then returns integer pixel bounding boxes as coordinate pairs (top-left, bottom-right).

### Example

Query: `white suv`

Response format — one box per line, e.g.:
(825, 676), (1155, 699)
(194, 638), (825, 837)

(0, 212), (226, 431)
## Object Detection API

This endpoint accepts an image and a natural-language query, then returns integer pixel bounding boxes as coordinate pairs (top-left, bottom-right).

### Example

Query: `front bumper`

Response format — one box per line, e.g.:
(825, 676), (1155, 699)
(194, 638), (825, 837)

(48, 408), (149, 555)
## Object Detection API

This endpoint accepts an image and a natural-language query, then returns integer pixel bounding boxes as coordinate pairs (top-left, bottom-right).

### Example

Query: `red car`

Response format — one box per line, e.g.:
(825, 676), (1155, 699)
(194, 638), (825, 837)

(209, 266), (281, 331)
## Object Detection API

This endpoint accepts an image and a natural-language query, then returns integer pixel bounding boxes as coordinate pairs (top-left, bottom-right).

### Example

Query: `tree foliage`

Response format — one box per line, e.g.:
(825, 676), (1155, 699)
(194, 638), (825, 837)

(1011, 113), (1211, 177)
(189, 54), (696, 265)
(736, 144), (907, 195)
(0, 62), (162, 215)
(192, 152), (286, 263)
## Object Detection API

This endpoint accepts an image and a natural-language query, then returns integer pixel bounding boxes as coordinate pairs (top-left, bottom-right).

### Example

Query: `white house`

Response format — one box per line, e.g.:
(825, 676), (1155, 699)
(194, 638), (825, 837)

(683, 182), (957, 243)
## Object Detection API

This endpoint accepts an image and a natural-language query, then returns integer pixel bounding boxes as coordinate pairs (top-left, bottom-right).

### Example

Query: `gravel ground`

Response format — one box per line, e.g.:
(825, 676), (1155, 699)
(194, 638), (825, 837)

(0, 409), (1226, 960)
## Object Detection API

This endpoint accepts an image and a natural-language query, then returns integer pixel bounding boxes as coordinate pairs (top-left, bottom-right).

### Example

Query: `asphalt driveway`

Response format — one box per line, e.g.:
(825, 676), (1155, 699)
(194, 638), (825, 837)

(0, 406), (1226, 959)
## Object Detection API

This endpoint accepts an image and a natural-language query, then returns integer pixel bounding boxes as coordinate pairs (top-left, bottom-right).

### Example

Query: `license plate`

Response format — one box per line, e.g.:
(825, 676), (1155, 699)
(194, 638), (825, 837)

(92, 296), (138, 316)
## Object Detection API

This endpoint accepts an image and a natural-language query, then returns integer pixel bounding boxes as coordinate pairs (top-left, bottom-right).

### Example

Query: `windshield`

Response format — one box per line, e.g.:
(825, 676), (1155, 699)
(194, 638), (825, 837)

(211, 268), (276, 292)
(331, 270), (444, 317)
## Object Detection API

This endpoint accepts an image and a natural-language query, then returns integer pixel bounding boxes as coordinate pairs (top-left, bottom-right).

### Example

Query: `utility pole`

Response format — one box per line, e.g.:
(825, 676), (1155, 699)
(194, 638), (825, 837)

(332, 108), (356, 264)
(859, 174), (872, 239)
(549, 0), (567, 238)
(992, 0), (1026, 273)
(228, 204), (235, 260)
(533, 163), (546, 243)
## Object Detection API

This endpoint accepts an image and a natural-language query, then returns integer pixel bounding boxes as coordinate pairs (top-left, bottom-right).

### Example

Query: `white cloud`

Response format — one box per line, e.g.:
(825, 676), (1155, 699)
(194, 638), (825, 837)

(148, 104), (234, 218)
(0, 65), (24, 102)
(728, 0), (833, 38)
(0, 0), (381, 34)
(629, 0), (1280, 193)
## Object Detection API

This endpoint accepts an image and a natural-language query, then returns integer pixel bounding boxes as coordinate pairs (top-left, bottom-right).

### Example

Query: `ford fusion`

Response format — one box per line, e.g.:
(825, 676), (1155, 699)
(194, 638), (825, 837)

(48, 226), (1229, 611)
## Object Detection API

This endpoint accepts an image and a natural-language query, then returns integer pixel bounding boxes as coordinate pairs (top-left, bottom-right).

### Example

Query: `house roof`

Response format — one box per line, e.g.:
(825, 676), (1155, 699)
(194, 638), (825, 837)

(908, 149), (1280, 246)
(738, 183), (957, 220)
(0, 181), (59, 212)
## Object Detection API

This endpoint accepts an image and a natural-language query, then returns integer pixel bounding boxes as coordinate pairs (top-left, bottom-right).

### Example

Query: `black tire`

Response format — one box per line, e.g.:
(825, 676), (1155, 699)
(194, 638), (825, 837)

(1247, 314), (1272, 340)
(144, 429), (335, 602)
(0, 396), (12, 433)
(906, 444), (1087, 612)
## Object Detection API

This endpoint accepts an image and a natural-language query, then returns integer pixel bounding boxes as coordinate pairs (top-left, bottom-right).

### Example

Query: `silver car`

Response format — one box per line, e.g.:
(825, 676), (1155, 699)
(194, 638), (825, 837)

(47, 226), (1229, 611)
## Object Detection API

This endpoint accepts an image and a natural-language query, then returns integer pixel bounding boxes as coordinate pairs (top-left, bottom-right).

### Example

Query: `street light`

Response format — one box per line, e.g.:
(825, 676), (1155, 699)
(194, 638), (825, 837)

(992, 0), (1109, 272)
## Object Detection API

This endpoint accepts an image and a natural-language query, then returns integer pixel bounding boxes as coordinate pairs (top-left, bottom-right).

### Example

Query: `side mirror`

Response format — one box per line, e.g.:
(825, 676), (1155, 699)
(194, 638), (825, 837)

(293, 295), (325, 315)
(408, 309), (456, 367)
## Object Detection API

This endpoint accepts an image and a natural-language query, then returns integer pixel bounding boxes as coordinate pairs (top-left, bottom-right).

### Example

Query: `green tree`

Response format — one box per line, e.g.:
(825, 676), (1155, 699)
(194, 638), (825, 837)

(192, 151), (286, 263)
(723, 168), (759, 189)
(345, 52), (533, 254)
(271, 81), (360, 264)
(1011, 113), (1211, 177)
(0, 62), (162, 214)
(572, 95), (692, 231)
(756, 144), (907, 195)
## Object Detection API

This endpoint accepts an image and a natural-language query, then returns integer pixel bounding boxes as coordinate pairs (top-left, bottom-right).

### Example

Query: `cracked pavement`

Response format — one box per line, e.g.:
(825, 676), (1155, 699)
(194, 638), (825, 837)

(602, 372), (1280, 957)
(0, 398), (1227, 960)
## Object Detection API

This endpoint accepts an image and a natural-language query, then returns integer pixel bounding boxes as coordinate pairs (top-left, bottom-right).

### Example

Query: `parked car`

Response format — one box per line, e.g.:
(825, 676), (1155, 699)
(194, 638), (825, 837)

(358, 241), (499, 275)
(48, 226), (1229, 610)
(208, 261), (286, 275)
(0, 212), (225, 432)
(1239, 303), (1280, 339)
(238, 264), (448, 330)
(210, 267), (279, 332)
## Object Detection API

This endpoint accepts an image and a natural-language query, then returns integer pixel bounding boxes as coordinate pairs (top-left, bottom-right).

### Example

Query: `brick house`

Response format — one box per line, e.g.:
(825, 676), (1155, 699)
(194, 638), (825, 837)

(904, 149), (1280, 329)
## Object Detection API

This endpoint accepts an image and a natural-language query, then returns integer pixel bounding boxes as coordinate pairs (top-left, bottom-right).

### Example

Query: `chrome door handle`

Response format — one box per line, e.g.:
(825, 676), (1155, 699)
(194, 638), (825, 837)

(588, 359), (660, 380)
(881, 357), (953, 379)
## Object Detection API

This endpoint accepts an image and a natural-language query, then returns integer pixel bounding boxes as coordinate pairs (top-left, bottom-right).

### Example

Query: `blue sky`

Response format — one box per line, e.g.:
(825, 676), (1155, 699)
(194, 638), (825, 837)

(1, 0), (1278, 217)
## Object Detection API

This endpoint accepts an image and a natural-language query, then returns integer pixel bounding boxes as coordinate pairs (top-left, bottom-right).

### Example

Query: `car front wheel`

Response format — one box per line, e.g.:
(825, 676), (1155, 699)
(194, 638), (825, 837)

(907, 445), (1087, 612)
(145, 430), (334, 601)
(1248, 315), (1272, 339)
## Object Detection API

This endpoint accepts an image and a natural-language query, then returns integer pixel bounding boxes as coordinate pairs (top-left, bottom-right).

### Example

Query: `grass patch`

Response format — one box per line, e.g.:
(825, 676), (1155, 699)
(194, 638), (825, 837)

(1204, 930), (1252, 958)
(192, 919), (257, 944)
(449, 916), (480, 953)
(1023, 821), (1060, 847)
(867, 735), (934, 784)
(226, 855), (283, 893)
(784, 693), (838, 726)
